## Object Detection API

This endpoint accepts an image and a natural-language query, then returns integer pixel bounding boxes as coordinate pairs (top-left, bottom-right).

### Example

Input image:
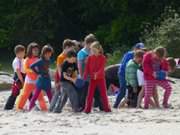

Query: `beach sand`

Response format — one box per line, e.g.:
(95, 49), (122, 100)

(0, 78), (180, 135)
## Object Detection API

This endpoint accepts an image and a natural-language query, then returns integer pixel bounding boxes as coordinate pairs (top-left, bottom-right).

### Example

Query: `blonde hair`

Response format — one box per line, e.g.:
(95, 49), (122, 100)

(90, 41), (104, 54)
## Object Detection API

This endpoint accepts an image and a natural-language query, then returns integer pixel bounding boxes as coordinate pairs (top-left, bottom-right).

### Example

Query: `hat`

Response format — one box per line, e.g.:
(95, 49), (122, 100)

(134, 42), (145, 49)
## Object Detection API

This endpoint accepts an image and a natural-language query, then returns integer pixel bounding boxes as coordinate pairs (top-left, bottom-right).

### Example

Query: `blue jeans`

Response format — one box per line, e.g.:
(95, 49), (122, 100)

(113, 75), (126, 108)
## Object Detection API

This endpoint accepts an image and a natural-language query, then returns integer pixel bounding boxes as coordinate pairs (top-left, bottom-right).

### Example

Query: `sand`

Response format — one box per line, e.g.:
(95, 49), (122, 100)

(0, 78), (180, 135)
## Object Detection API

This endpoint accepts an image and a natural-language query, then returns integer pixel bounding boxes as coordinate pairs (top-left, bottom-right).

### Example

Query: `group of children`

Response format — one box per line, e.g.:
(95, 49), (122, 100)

(4, 34), (111, 113)
(3, 34), (177, 114)
(114, 43), (176, 109)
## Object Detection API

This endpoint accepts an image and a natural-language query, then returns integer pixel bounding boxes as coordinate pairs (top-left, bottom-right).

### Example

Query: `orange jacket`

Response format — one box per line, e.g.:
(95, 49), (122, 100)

(24, 57), (39, 80)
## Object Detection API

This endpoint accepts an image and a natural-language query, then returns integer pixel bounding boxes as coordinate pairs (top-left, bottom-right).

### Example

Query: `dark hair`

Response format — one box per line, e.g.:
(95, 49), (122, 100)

(154, 46), (166, 59)
(66, 50), (77, 58)
(26, 42), (39, 58)
(40, 45), (54, 58)
(167, 57), (176, 70)
(134, 50), (145, 58)
(63, 39), (75, 50)
(14, 44), (25, 54)
(84, 34), (97, 45)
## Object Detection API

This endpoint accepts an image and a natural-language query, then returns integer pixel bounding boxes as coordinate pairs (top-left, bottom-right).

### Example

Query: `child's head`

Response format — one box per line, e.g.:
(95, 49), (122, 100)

(26, 42), (40, 58)
(14, 44), (25, 59)
(40, 45), (54, 60)
(66, 50), (77, 63)
(63, 39), (75, 52)
(90, 41), (103, 55)
(167, 57), (176, 73)
(133, 42), (145, 51)
(134, 50), (145, 64)
(153, 46), (166, 60)
(84, 34), (97, 49)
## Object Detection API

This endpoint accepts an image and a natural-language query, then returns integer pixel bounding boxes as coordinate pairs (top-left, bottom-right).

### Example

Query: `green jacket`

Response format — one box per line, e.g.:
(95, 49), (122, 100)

(125, 59), (140, 88)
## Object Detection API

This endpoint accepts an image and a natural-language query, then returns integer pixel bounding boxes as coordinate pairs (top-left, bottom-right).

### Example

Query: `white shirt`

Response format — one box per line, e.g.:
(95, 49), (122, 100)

(137, 69), (144, 86)
(12, 57), (25, 73)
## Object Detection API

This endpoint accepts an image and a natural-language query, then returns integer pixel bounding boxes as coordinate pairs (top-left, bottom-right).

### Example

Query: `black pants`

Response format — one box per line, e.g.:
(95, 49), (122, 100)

(127, 86), (141, 107)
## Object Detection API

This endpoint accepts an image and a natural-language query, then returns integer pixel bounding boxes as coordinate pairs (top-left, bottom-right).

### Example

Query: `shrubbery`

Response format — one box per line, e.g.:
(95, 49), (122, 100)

(142, 7), (180, 58)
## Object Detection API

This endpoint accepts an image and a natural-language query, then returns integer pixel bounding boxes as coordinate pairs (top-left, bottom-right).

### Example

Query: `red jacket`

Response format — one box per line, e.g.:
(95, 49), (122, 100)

(143, 51), (169, 80)
(83, 54), (106, 80)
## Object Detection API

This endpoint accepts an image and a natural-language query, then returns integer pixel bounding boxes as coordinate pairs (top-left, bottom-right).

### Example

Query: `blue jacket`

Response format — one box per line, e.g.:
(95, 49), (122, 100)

(118, 51), (134, 79)
(30, 58), (51, 91)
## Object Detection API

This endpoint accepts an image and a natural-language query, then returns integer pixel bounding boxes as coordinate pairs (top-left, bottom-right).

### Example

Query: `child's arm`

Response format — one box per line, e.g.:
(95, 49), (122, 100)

(24, 59), (34, 74)
(63, 72), (75, 83)
(16, 68), (24, 84)
(30, 60), (41, 75)
(95, 56), (106, 80)
(83, 57), (90, 80)
(77, 60), (83, 78)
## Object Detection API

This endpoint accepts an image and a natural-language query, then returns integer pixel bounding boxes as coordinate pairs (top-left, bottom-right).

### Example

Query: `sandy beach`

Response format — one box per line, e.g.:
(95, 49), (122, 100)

(0, 78), (180, 135)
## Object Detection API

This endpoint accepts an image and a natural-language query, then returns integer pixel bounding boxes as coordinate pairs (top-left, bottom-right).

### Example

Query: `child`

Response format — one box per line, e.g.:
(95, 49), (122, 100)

(49, 39), (75, 112)
(136, 66), (159, 108)
(4, 45), (26, 110)
(53, 51), (79, 113)
(125, 50), (145, 107)
(16, 42), (47, 111)
(83, 41), (111, 113)
(137, 57), (176, 108)
(113, 42), (145, 108)
(143, 47), (172, 109)
(77, 34), (102, 110)
(28, 45), (54, 111)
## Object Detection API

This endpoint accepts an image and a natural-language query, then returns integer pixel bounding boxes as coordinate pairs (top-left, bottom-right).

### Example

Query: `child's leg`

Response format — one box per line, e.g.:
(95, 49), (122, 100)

(94, 88), (103, 111)
(37, 92), (48, 111)
(81, 81), (88, 109)
(49, 90), (61, 112)
(98, 79), (111, 112)
(29, 88), (41, 111)
(113, 77), (126, 108)
(65, 83), (79, 112)
(144, 80), (156, 109)
(46, 89), (52, 103)
(137, 87), (144, 108)
(16, 83), (34, 110)
(157, 80), (172, 108)
(152, 88), (160, 108)
(84, 80), (97, 113)
(4, 81), (22, 110)
(54, 85), (68, 113)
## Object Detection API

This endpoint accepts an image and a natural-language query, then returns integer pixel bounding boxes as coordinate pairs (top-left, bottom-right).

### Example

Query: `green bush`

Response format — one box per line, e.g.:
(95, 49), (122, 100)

(143, 8), (180, 58)
(106, 45), (130, 65)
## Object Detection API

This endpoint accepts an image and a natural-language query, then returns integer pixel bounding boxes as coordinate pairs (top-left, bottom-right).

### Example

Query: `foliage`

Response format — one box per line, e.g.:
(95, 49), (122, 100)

(142, 7), (180, 58)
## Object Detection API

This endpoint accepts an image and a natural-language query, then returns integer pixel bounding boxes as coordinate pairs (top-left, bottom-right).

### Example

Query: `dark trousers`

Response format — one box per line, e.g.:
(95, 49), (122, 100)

(53, 81), (79, 113)
(113, 75), (126, 108)
(127, 85), (141, 107)
(4, 81), (23, 110)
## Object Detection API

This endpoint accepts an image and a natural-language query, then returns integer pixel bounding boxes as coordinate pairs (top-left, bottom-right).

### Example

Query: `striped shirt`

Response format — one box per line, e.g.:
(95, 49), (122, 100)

(125, 59), (140, 87)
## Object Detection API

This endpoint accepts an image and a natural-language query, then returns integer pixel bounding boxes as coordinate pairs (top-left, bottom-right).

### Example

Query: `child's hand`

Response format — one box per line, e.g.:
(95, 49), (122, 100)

(94, 73), (97, 80)
(55, 82), (60, 89)
(71, 78), (76, 84)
